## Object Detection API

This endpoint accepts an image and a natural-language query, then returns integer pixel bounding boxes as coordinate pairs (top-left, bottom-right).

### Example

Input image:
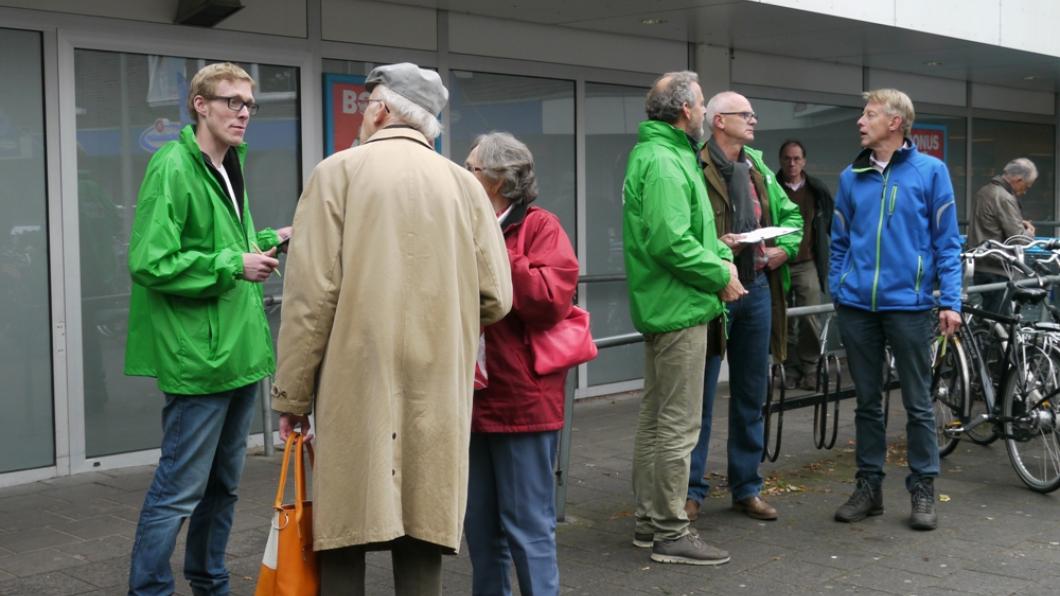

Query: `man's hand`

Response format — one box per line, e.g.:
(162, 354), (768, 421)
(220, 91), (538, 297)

(275, 226), (293, 253)
(764, 246), (789, 270)
(938, 309), (961, 337)
(1023, 220), (1036, 236)
(278, 413), (312, 442)
(719, 261), (748, 303)
(242, 251), (279, 282)
(719, 233), (745, 254)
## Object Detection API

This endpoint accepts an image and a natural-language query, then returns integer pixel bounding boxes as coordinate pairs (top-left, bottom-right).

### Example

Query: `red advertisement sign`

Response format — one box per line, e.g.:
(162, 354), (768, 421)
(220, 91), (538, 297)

(911, 124), (947, 161)
(323, 74), (368, 156)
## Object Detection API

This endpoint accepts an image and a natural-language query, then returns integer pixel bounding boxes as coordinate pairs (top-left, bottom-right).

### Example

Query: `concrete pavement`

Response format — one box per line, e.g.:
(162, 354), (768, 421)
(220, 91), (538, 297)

(0, 387), (1058, 595)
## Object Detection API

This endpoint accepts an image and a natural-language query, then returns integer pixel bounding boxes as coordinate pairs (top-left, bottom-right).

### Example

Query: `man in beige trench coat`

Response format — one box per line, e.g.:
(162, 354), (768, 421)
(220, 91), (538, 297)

(272, 63), (513, 595)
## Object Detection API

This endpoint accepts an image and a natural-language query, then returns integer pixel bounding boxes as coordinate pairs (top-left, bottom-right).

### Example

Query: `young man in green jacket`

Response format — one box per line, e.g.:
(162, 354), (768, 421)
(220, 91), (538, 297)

(623, 71), (745, 566)
(125, 62), (291, 595)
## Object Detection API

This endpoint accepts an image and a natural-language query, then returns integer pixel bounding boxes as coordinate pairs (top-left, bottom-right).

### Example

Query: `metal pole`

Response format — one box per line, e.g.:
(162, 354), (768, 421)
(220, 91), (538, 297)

(554, 370), (577, 522)
(260, 376), (275, 456)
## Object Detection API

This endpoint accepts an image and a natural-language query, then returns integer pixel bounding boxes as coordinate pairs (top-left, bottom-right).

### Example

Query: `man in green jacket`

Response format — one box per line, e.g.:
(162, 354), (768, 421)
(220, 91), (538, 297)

(125, 62), (291, 595)
(623, 71), (745, 567)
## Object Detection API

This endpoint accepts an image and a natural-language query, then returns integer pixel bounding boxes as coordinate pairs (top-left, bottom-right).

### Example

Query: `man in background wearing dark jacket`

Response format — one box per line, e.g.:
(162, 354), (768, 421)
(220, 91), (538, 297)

(776, 140), (833, 390)
(966, 157), (1038, 316)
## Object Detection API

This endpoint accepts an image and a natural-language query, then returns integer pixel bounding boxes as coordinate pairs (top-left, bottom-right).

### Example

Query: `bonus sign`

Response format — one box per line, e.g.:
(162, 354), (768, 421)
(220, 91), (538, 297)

(323, 74), (369, 156)
(911, 124), (947, 161)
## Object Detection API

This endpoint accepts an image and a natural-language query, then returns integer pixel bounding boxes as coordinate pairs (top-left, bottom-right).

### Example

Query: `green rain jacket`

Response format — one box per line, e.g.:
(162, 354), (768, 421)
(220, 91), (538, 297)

(622, 120), (733, 334)
(124, 125), (281, 395)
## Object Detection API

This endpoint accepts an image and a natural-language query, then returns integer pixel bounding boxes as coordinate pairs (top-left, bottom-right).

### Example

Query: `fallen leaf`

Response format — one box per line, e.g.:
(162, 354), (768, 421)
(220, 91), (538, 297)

(939, 494), (951, 502)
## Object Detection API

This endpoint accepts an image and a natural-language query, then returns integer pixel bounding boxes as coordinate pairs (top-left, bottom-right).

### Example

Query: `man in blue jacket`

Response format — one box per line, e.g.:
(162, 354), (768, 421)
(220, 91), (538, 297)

(830, 89), (962, 531)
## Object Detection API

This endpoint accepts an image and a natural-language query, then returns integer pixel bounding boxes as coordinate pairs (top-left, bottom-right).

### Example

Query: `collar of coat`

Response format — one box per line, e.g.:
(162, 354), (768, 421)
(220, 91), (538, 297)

(990, 175), (1015, 196)
(700, 142), (767, 208)
(850, 138), (915, 173)
(363, 125), (434, 150)
(500, 201), (531, 233)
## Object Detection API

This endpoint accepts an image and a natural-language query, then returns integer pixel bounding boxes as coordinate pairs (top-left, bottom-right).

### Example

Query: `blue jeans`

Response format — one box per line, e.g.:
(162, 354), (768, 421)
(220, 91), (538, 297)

(128, 383), (259, 596)
(465, 431), (560, 596)
(688, 272), (772, 504)
(836, 306), (939, 491)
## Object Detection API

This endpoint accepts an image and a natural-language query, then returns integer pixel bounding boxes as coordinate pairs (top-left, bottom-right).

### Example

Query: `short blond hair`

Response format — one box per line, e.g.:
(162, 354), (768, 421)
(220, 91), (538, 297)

(863, 88), (915, 137)
(187, 62), (255, 123)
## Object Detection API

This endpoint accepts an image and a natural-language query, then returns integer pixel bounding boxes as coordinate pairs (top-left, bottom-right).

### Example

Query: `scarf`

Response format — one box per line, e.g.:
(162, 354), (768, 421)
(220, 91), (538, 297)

(708, 137), (758, 282)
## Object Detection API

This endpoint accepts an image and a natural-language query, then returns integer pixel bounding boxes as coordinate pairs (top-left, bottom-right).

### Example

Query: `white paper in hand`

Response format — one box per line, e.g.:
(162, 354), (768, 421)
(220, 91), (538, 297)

(736, 226), (800, 244)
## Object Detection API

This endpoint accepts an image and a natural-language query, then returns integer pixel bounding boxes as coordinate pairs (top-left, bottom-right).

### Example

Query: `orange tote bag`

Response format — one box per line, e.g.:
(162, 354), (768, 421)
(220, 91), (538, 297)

(255, 431), (319, 596)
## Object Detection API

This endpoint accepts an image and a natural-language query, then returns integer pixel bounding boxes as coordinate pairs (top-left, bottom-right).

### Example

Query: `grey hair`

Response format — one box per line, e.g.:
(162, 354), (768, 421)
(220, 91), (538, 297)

(705, 91), (744, 130)
(470, 131), (538, 205)
(376, 85), (443, 140)
(645, 71), (699, 124)
(1002, 157), (1038, 182)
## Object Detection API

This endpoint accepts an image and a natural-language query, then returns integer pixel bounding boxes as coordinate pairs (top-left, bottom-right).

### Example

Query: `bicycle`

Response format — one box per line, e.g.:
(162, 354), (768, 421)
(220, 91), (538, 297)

(931, 241), (1060, 492)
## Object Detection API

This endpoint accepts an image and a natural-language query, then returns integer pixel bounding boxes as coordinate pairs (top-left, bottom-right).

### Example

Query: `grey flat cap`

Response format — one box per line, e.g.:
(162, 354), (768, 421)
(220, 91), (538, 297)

(365, 62), (448, 115)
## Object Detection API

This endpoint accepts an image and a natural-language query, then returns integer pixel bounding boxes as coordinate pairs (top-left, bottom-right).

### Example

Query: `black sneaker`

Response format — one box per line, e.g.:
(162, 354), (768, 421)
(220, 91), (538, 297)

(650, 530), (730, 566)
(632, 531), (653, 548)
(909, 478), (938, 531)
(834, 477), (883, 523)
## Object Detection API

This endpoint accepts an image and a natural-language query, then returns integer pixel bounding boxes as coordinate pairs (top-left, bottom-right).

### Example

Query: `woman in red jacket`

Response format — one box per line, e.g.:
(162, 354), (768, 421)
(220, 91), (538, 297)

(463, 132), (580, 596)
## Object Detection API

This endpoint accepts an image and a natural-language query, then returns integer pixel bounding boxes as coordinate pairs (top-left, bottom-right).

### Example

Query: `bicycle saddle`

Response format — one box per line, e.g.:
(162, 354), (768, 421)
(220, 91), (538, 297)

(1012, 286), (1048, 303)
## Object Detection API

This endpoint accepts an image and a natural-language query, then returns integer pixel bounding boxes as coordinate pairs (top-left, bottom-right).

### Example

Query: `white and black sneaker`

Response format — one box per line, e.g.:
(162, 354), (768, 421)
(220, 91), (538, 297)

(650, 530), (730, 566)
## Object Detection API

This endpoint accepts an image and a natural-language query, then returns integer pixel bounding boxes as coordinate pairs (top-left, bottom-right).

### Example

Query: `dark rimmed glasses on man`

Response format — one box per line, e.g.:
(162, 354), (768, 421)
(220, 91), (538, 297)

(206, 95), (259, 115)
(720, 111), (757, 122)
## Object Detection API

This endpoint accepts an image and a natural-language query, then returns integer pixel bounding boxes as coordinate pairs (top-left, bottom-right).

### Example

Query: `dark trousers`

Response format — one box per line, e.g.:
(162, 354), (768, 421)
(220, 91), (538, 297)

(319, 537), (443, 596)
(837, 306), (939, 491)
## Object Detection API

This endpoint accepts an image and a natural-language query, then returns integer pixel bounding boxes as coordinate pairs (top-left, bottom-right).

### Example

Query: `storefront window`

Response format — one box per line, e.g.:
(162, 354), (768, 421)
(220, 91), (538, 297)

(448, 70), (576, 243)
(75, 50), (300, 457)
(585, 82), (645, 385)
(0, 28), (53, 472)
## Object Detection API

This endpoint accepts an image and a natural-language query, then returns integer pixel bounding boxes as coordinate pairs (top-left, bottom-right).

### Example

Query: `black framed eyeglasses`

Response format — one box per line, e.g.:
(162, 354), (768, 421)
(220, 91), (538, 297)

(206, 95), (259, 115)
(720, 111), (757, 122)
(465, 163), (485, 173)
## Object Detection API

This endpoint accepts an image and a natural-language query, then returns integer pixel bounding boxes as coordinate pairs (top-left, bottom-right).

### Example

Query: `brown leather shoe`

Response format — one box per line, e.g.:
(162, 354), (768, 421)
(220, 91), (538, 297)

(684, 499), (701, 521)
(732, 496), (778, 520)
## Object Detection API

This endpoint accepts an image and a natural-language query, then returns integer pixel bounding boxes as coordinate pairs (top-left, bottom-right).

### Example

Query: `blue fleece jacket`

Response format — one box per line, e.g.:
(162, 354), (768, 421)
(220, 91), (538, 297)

(829, 141), (962, 312)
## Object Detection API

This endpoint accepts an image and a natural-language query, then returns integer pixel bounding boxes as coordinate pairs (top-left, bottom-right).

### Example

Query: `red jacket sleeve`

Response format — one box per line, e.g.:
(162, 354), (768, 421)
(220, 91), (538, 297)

(508, 209), (580, 330)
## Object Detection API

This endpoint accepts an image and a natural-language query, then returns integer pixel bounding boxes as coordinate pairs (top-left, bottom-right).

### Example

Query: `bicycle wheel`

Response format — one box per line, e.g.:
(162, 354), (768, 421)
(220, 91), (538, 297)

(966, 326), (1001, 445)
(932, 336), (968, 458)
(1002, 343), (1060, 493)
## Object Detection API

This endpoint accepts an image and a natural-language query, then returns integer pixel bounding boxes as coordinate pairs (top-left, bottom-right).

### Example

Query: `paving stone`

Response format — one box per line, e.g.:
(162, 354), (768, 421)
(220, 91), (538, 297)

(0, 509), (74, 533)
(55, 535), (132, 563)
(61, 557), (128, 589)
(47, 515), (136, 541)
(0, 571), (96, 596)
(0, 549), (87, 577)
(0, 527), (83, 554)
(921, 568), (1032, 595)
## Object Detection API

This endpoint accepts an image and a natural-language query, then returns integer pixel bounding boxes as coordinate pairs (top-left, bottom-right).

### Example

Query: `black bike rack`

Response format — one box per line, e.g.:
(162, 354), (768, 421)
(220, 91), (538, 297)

(761, 352), (900, 461)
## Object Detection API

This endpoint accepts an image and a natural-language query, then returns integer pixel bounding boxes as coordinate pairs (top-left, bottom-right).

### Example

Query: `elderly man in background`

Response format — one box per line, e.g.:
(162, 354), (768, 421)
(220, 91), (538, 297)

(967, 157), (1039, 316)
(623, 71), (743, 566)
(272, 63), (512, 595)
(685, 92), (802, 525)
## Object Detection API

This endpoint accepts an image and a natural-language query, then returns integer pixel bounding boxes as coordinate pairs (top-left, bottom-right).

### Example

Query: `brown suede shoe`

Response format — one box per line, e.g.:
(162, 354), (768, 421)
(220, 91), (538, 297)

(684, 499), (701, 522)
(732, 496), (778, 520)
